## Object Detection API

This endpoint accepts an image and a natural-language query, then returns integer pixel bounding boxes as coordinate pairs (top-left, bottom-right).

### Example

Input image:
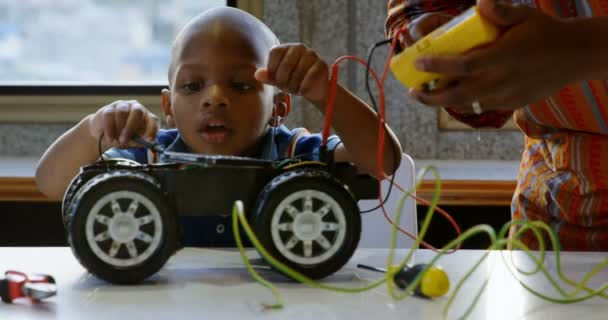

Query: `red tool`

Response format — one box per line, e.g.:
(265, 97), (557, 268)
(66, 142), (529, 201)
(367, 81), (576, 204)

(0, 270), (57, 303)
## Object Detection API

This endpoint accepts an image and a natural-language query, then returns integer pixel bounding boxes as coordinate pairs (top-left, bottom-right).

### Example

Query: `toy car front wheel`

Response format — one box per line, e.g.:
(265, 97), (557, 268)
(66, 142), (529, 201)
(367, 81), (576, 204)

(67, 173), (177, 284)
(254, 170), (361, 279)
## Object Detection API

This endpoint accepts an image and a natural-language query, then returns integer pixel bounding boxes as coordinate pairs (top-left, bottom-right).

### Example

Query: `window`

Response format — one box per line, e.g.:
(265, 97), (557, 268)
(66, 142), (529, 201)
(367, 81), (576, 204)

(0, 0), (231, 86)
(0, 0), (262, 122)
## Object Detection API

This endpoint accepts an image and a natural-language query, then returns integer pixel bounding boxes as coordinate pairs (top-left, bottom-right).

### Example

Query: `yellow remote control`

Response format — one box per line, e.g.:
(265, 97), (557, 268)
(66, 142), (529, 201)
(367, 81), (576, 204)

(389, 6), (499, 91)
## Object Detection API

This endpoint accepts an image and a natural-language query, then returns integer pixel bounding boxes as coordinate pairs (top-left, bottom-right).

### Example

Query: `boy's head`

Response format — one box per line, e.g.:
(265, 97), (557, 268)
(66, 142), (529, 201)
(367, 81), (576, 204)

(161, 7), (289, 156)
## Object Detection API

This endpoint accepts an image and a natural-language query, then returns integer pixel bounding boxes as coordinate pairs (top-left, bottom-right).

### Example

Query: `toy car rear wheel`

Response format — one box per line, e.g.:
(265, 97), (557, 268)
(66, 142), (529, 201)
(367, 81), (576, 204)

(62, 159), (142, 229)
(68, 174), (177, 284)
(254, 170), (361, 279)
(62, 174), (86, 228)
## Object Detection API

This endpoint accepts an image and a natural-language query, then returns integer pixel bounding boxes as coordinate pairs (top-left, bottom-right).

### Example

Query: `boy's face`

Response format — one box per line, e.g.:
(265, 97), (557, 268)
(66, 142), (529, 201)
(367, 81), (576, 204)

(164, 26), (275, 156)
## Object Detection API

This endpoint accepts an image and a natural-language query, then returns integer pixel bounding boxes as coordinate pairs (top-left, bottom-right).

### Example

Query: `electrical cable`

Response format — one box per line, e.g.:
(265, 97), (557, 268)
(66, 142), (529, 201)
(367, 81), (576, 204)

(98, 133), (106, 161)
(232, 165), (608, 317)
(360, 38), (398, 214)
(320, 28), (462, 250)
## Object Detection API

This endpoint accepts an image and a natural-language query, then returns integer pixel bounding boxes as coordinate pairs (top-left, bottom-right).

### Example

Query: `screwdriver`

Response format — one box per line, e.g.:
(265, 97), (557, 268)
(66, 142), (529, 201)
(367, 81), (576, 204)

(133, 135), (165, 154)
(357, 263), (449, 298)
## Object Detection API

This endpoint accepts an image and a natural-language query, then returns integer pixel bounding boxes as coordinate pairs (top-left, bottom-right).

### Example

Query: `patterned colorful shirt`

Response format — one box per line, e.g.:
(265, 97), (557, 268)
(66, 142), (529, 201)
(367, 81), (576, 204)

(386, 0), (608, 250)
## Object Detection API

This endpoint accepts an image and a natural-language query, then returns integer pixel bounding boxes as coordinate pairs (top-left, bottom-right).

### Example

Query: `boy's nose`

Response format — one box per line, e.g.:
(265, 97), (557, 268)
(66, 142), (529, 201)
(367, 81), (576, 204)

(202, 85), (229, 109)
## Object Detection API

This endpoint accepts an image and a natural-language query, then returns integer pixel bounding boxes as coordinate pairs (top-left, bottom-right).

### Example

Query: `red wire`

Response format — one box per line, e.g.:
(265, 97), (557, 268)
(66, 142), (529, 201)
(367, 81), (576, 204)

(383, 174), (463, 252)
(322, 56), (383, 146)
(321, 24), (462, 253)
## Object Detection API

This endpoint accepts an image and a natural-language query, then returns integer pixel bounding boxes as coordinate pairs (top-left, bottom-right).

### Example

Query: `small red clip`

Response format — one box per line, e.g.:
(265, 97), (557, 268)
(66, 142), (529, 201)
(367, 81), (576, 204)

(1, 270), (57, 303)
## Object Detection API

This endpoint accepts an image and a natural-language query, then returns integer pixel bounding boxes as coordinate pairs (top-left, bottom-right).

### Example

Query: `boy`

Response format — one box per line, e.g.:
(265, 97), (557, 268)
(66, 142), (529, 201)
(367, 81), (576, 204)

(36, 7), (402, 246)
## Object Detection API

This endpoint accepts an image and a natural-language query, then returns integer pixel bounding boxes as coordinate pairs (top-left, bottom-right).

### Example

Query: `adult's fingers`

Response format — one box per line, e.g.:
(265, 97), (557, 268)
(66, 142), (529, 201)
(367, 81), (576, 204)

(477, 0), (535, 27)
(409, 13), (454, 41)
(409, 75), (504, 111)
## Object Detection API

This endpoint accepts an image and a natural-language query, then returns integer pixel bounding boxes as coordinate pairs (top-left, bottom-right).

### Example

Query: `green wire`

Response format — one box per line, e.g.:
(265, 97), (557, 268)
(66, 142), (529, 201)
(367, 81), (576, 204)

(231, 165), (608, 318)
(232, 201), (387, 293)
(232, 201), (284, 309)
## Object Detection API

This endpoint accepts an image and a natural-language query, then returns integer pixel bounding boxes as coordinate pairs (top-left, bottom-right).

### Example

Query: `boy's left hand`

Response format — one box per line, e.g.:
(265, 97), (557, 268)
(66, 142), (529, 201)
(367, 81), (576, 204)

(255, 43), (329, 107)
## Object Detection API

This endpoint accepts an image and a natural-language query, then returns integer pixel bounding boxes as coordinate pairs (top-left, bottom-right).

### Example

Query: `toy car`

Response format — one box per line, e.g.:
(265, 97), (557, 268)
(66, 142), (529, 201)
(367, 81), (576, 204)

(62, 150), (378, 284)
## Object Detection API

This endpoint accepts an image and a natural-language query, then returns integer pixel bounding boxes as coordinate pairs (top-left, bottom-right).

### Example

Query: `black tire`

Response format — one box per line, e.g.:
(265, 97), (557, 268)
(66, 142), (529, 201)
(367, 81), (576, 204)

(62, 159), (142, 229)
(254, 169), (361, 279)
(62, 174), (85, 229)
(67, 172), (177, 284)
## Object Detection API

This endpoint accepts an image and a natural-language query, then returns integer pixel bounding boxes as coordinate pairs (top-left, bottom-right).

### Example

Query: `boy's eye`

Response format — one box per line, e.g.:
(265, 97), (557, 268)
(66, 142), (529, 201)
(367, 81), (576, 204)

(182, 82), (202, 92)
(232, 82), (253, 92)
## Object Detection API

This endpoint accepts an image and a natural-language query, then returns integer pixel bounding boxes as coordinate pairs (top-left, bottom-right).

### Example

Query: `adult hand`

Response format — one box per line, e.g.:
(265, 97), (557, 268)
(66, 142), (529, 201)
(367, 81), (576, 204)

(398, 12), (454, 47)
(409, 0), (583, 113)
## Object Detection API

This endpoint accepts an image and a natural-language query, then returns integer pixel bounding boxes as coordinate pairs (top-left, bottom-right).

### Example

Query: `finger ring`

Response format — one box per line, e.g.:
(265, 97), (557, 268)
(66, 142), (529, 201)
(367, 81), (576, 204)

(472, 101), (483, 115)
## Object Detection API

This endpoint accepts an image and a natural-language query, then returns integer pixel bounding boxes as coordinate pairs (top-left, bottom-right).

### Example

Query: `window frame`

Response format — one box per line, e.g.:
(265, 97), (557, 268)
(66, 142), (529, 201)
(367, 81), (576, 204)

(0, 0), (263, 123)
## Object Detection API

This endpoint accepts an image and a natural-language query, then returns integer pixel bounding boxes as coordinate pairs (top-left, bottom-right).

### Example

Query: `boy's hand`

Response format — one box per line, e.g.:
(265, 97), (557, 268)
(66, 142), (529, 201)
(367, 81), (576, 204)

(255, 43), (329, 107)
(88, 100), (160, 149)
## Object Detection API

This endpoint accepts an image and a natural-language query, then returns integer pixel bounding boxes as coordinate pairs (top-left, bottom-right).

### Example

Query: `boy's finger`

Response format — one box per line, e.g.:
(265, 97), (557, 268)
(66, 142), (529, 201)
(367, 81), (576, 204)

(114, 102), (131, 144)
(287, 50), (317, 94)
(102, 106), (118, 142)
(120, 104), (145, 146)
(254, 68), (271, 84)
(299, 60), (327, 100)
(142, 114), (160, 142)
(267, 45), (288, 80)
(274, 45), (303, 89)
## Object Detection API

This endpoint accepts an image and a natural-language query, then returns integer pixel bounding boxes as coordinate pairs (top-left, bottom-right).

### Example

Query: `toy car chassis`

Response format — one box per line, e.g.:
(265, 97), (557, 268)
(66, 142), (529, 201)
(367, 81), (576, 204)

(62, 151), (378, 284)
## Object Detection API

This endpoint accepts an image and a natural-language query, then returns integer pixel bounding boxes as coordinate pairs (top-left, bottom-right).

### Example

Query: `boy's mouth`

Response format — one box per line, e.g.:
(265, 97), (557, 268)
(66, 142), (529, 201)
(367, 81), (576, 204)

(199, 122), (231, 144)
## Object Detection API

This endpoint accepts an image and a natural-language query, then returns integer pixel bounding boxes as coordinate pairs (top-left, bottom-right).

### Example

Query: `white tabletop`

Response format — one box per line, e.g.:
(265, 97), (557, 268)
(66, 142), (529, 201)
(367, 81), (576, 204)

(1, 248), (606, 320)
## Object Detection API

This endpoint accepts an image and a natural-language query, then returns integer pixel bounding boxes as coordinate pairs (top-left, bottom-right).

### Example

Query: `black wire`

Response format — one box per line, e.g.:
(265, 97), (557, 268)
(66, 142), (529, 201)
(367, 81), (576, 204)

(277, 139), (342, 169)
(361, 5), (461, 213)
(365, 38), (393, 115)
(98, 132), (106, 161)
(331, 140), (343, 153)
(98, 133), (148, 161)
(360, 38), (400, 214)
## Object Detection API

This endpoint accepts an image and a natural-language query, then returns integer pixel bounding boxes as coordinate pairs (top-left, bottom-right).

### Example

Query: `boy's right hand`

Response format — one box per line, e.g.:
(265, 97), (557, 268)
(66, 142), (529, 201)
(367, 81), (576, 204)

(87, 100), (160, 150)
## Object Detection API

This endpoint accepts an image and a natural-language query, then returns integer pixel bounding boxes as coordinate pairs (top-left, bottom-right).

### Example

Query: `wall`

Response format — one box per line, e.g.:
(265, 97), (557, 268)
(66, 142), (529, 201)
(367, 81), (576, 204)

(0, 0), (524, 161)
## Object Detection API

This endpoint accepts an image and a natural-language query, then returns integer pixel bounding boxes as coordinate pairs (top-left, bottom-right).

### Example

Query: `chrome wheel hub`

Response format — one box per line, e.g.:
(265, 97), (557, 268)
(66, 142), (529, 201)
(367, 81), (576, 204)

(271, 189), (346, 265)
(85, 191), (162, 268)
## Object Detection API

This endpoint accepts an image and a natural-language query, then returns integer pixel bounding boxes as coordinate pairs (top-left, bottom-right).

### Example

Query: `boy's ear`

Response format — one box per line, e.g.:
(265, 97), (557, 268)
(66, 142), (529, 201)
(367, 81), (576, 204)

(269, 92), (291, 126)
(161, 89), (175, 128)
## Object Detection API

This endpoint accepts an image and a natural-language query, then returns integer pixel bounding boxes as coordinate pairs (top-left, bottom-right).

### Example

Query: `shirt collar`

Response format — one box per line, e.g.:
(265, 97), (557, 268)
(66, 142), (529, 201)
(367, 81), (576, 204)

(160, 129), (279, 162)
